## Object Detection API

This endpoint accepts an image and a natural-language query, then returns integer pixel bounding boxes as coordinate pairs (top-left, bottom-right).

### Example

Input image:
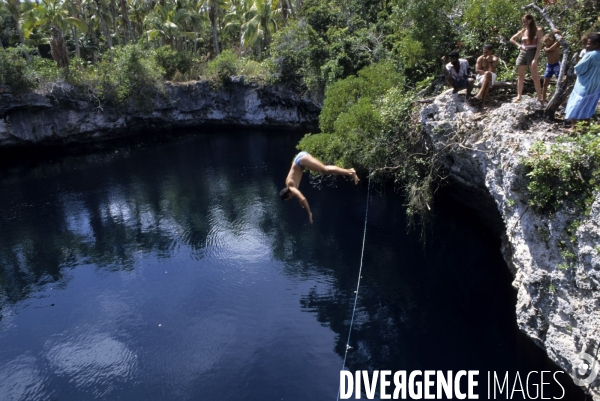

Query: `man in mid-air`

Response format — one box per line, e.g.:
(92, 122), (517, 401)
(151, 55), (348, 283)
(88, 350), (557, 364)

(279, 151), (359, 224)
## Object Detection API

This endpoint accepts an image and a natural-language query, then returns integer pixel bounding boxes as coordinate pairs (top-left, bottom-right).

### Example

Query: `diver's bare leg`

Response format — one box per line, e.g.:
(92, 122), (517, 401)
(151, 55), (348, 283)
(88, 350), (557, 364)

(300, 154), (360, 184)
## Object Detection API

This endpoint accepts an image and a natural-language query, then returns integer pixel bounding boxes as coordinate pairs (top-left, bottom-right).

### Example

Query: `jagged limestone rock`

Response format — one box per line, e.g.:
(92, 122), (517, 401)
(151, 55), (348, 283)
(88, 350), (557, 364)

(421, 90), (600, 399)
(0, 80), (320, 146)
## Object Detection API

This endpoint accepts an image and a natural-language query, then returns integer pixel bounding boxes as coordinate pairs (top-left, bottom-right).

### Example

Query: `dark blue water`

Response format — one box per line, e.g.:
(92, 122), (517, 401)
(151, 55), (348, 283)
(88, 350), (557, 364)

(0, 130), (584, 400)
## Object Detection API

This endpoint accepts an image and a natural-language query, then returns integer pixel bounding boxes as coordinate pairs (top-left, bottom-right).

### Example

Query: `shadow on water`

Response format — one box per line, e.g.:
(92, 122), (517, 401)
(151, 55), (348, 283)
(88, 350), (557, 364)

(0, 129), (587, 400)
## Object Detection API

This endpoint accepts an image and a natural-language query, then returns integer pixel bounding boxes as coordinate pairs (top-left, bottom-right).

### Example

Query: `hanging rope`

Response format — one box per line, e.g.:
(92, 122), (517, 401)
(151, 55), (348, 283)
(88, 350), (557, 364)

(337, 173), (371, 401)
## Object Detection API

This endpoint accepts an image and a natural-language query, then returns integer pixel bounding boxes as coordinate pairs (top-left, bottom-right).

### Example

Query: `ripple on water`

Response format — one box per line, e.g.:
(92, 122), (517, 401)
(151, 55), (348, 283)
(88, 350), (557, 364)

(44, 332), (138, 393)
(0, 354), (51, 401)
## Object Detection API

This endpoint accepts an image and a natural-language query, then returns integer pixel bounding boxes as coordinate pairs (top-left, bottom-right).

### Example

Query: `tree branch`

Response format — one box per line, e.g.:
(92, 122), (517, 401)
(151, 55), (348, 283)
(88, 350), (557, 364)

(523, 3), (571, 118)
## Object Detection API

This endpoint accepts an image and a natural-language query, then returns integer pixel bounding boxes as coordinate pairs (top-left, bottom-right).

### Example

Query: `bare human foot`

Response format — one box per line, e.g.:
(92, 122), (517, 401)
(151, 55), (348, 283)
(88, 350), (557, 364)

(349, 168), (360, 185)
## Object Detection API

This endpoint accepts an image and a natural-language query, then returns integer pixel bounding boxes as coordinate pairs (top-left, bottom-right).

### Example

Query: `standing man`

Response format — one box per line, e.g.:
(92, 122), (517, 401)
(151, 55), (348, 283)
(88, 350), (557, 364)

(279, 151), (359, 224)
(442, 50), (474, 101)
(474, 44), (499, 108)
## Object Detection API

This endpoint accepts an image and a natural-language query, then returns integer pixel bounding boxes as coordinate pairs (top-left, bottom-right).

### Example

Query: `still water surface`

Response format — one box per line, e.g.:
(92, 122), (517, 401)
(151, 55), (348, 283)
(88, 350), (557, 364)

(0, 130), (583, 400)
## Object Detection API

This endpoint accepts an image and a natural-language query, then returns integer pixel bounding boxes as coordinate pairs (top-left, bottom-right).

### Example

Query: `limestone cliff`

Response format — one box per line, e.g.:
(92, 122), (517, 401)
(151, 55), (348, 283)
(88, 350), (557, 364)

(421, 92), (600, 399)
(0, 79), (319, 146)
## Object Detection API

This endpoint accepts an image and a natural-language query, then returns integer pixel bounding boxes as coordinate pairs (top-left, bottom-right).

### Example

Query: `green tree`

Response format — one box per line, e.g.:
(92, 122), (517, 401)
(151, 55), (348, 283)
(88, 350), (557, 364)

(22, 0), (87, 67)
(2, 0), (30, 60)
(205, 0), (227, 56)
(240, 0), (278, 56)
(144, 3), (191, 48)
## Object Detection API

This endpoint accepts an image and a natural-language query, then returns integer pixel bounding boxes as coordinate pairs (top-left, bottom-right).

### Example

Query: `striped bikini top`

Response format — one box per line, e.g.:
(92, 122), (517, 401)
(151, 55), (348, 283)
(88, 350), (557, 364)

(522, 30), (538, 50)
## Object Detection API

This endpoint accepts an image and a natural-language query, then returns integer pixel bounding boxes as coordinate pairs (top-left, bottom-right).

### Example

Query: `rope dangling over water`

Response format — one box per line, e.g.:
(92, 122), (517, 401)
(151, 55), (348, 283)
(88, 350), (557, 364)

(336, 173), (371, 401)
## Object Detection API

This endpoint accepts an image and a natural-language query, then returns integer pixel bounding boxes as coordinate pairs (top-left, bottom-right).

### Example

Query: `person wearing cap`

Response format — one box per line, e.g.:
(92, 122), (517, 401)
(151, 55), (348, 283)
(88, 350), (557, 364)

(442, 50), (474, 100)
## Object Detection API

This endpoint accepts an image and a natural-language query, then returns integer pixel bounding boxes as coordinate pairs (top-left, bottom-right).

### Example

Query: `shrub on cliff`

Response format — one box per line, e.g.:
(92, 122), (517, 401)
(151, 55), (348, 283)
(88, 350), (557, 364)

(204, 50), (239, 84)
(202, 50), (269, 85)
(154, 46), (194, 80)
(93, 45), (165, 110)
(523, 123), (600, 214)
(299, 62), (439, 235)
(0, 48), (36, 93)
(269, 20), (328, 94)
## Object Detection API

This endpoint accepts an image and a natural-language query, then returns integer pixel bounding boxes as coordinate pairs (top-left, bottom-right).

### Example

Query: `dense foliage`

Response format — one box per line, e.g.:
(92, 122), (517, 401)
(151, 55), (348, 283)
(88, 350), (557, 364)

(1, 0), (598, 92)
(523, 123), (600, 214)
(0, 0), (599, 221)
(298, 62), (438, 232)
(0, 46), (35, 92)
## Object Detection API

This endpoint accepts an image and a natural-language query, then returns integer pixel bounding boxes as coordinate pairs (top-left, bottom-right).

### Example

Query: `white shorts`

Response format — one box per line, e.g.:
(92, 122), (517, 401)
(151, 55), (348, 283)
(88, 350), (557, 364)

(476, 72), (497, 86)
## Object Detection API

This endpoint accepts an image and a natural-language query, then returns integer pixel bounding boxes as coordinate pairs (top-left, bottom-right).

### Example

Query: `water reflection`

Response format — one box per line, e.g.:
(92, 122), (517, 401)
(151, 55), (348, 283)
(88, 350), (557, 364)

(0, 130), (584, 400)
(0, 133), (281, 304)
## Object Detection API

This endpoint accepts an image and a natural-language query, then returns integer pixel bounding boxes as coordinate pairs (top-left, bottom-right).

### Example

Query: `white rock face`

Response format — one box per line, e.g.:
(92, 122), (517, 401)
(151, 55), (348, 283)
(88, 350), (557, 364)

(421, 90), (600, 399)
(0, 80), (320, 146)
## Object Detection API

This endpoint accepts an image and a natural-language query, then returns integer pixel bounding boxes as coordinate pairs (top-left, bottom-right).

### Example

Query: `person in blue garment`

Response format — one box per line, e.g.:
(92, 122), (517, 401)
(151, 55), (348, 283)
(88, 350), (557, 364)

(565, 33), (600, 123)
(279, 151), (359, 224)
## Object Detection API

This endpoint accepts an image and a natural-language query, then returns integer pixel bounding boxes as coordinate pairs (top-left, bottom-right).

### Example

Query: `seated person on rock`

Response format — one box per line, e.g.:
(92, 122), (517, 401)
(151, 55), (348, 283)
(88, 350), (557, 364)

(473, 44), (498, 108)
(279, 151), (359, 224)
(442, 50), (474, 101)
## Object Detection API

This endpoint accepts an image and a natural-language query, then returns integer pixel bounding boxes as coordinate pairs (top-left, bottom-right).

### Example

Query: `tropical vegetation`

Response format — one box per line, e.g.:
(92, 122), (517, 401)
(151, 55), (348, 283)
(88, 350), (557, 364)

(1, 0), (599, 222)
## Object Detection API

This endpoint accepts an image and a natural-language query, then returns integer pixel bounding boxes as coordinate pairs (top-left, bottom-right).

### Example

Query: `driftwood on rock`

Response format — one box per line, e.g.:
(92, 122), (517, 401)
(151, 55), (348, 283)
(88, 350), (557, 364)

(545, 54), (579, 116)
(523, 3), (571, 118)
(417, 75), (447, 98)
(473, 81), (515, 89)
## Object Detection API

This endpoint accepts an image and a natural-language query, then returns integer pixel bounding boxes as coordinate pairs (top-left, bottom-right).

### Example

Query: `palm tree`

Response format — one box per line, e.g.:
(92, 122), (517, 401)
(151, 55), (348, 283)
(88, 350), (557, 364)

(204, 0), (227, 56)
(240, 0), (278, 57)
(22, 0), (87, 67)
(3, 0), (30, 60)
(222, 0), (250, 49)
(120, 0), (134, 43)
(183, 0), (209, 54)
(66, 0), (84, 57)
(144, 3), (189, 47)
(93, 0), (113, 49)
(128, 0), (146, 39)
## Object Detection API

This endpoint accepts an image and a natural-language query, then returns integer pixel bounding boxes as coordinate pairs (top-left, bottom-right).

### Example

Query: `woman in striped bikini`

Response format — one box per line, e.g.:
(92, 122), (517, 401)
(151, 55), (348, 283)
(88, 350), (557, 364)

(510, 14), (544, 104)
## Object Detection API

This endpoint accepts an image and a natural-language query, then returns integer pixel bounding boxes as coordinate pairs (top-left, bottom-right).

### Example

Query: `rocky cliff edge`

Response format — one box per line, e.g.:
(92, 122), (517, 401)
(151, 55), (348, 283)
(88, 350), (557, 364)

(0, 79), (319, 146)
(421, 91), (600, 398)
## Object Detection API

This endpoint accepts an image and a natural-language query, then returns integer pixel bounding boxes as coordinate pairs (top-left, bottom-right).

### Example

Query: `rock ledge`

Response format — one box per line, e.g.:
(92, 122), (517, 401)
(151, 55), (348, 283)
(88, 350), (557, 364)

(421, 91), (600, 399)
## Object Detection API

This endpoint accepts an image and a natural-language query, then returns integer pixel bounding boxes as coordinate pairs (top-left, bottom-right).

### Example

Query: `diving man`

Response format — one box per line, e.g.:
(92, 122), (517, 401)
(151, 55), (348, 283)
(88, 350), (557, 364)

(279, 151), (359, 223)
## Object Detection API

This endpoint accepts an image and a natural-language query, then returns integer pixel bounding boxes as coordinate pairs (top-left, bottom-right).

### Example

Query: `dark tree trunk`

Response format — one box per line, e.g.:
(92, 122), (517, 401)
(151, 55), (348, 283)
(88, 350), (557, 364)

(280, 0), (288, 24)
(121, 0), (133, 43)
(73, 27), (81, 58)
(545, 54), (578, 117)
(287, 0), (296, 19)
(95, 0), (113, 49)
(50, 27), (70, 68)
(524, 3), (571, 118)
(210, 7), (220, 56)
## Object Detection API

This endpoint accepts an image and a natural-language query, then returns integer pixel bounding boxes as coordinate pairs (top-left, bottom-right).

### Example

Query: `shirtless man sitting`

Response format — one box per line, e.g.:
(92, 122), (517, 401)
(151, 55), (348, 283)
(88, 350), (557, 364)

(279, 151), (359, 223)
(473, 44), (499, 108)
